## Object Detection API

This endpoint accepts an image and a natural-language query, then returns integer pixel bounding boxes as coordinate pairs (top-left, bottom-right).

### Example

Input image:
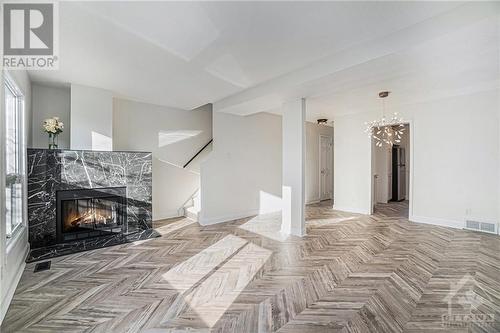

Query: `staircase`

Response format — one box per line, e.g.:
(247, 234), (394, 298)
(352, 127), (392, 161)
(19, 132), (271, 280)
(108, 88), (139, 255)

(183, 189), (200, 222)
(181, 139), (212, 222)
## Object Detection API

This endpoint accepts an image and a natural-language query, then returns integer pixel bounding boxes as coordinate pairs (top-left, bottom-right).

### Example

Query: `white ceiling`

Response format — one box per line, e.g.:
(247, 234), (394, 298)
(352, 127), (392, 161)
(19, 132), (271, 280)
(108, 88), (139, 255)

(212, 2), (499, 121)
(305, 14), (500, 122)
(28, 1), (464, 111)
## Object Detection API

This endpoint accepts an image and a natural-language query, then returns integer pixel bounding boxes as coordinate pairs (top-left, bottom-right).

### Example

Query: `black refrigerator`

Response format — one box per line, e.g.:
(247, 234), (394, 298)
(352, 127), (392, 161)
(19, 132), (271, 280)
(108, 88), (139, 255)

(391, 146), (406, 201)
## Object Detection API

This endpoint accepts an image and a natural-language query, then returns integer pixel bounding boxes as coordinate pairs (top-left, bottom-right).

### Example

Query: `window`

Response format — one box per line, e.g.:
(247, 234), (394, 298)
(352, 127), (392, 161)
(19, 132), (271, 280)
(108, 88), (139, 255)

(4, 74), (25, 239)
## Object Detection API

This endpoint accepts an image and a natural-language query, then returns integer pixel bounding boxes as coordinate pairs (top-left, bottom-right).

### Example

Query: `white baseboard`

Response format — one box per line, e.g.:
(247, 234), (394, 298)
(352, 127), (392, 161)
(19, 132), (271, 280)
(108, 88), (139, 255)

(199, 209), (259, 226)
(332, 205), (370, 215)
(290, 227), (306, 237)
(153, 210), (183, 221)
(306, 199), (321, 205)
(409, 215), (463, 229)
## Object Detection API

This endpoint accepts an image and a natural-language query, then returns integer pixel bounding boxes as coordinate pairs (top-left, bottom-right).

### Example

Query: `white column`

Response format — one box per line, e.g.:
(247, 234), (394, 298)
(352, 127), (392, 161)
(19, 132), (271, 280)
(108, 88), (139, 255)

(281, 98), (306, 236)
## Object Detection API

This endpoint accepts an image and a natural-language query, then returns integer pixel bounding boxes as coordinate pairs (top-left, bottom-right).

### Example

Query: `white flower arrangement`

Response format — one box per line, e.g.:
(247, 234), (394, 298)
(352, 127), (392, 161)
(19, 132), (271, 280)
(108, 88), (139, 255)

(43, 117), (64, 134)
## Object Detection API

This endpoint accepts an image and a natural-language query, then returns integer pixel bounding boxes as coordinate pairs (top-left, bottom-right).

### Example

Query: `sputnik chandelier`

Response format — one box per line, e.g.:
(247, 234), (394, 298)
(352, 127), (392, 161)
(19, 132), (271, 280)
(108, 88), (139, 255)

(364, 91), (406, 147)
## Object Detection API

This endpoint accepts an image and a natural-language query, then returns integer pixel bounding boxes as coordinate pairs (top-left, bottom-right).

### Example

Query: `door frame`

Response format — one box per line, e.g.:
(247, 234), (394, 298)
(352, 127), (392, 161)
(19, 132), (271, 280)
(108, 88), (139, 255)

(369, 120), (414, 218)
(319, 134), (333, 201)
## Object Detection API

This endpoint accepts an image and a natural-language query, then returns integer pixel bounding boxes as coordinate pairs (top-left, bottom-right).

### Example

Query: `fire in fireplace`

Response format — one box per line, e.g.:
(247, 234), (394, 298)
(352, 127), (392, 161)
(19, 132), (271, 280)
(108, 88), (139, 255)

(56, 187), (127, 242)
(62, 198), (118, 232)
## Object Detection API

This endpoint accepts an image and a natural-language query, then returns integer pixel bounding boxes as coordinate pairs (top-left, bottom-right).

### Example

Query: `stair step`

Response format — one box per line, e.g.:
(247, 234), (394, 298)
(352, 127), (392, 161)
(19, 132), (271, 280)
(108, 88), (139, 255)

(185, 206), (200, 222)
(193, 196), (201, 211)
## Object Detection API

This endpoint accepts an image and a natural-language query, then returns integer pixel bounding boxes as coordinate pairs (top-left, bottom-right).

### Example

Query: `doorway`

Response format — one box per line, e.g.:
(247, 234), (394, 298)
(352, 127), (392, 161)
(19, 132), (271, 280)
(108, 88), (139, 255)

(371, 124), (411, 218)
(319, 135), (333, 201)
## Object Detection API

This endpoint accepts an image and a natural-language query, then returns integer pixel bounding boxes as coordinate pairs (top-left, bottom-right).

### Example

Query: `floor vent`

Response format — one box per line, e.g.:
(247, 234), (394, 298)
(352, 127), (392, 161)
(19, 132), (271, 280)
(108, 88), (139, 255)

(34, 261), (51, 273)
(465, 220), (497, 235)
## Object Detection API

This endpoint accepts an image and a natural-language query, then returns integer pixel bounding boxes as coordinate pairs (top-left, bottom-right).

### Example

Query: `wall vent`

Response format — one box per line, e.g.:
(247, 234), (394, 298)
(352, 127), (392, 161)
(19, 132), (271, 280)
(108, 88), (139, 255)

(465, 220), (498, 235)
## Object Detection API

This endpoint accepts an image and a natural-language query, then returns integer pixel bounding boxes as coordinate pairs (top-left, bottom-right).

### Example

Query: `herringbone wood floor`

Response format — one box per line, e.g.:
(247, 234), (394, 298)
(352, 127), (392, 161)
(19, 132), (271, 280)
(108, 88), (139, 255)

(2, 201), (499, 332)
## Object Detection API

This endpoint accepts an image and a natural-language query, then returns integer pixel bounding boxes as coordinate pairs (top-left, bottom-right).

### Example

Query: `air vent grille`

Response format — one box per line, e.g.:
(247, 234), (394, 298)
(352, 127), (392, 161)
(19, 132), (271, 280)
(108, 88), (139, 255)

(466, 221), (480, 230)
(465, 220), (497, 234)
(480, 222), (496, 233)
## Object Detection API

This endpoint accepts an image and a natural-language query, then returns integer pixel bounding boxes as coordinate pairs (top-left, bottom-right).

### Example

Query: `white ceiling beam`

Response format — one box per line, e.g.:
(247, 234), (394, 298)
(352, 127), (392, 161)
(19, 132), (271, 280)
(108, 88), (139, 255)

(214, 3), (500, 116)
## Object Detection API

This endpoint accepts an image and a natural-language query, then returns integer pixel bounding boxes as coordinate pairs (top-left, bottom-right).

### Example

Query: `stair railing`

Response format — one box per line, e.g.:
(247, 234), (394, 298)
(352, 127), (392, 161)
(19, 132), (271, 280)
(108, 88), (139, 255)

(183, 139), (213, 168)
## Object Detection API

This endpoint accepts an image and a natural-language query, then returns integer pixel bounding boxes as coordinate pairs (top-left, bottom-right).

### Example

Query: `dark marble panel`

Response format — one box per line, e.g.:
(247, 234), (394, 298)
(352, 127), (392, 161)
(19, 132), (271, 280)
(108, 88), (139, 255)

(27, 148), (154, 255)
(26, 229), (161, 263)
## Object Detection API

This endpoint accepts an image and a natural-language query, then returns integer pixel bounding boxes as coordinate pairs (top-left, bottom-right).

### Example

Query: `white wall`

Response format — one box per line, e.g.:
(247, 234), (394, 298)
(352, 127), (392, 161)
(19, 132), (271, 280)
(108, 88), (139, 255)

(113, 99), (212, 220)
(200, 112), (282, 224)
(200, 111), (333, 225)
(335, 90), (499, 228)
(306, 123), (334, 203)
(31, 84), (71, 149)
(410, 92), (498, 226)
(333, 112), (373, 214)
(70, 84), (113, 151)
(0, 70), (31, 323)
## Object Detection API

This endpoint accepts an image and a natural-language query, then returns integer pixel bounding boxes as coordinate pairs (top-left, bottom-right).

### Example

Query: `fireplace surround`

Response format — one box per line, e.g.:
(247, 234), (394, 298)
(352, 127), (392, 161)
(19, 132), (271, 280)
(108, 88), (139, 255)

(26, 148), (159, 262)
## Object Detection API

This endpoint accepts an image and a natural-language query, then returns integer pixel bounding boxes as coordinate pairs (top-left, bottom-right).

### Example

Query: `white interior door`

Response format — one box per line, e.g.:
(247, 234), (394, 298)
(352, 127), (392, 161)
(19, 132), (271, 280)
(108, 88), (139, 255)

(319, 135), (333, 200)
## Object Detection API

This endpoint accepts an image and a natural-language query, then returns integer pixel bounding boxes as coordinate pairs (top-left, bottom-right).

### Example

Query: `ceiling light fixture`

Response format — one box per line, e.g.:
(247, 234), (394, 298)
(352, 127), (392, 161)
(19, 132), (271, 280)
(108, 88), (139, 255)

(364, 91), (406, 147)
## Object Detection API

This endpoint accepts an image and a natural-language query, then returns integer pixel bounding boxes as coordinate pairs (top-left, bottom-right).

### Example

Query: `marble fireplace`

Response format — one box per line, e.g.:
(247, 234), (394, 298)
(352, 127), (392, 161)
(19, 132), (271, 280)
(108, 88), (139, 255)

(26, 148), (160, 262)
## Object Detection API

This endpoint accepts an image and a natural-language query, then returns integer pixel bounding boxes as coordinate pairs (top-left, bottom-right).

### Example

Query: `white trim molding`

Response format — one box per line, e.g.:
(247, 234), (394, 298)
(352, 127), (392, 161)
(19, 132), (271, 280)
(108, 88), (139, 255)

(199, 209), (260, 226)
(409, 215), (463, 229)
(306, 198), (321, 205)
(332, 205), (370, 215)
(153, 209), (184, 221)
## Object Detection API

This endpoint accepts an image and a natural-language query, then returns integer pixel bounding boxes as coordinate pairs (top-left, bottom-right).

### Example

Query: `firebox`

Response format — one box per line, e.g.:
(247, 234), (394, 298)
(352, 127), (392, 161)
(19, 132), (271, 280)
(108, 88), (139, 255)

(56, 187), (127, 243)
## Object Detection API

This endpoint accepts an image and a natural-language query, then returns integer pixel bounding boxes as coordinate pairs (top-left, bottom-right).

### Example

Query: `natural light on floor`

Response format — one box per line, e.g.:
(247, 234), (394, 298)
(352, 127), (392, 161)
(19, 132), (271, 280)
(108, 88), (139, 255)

(309, 216), (357, 227)
(162, 234), (247, 291)
(161, 234), (272, 327)
(155, 218), (197, 236)
(238, 212), (288, 242)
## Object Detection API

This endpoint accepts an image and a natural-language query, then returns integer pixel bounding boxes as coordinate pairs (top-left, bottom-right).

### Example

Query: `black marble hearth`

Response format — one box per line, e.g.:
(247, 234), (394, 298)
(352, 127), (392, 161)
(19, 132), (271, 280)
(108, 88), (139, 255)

(27, 148), (160, 262)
